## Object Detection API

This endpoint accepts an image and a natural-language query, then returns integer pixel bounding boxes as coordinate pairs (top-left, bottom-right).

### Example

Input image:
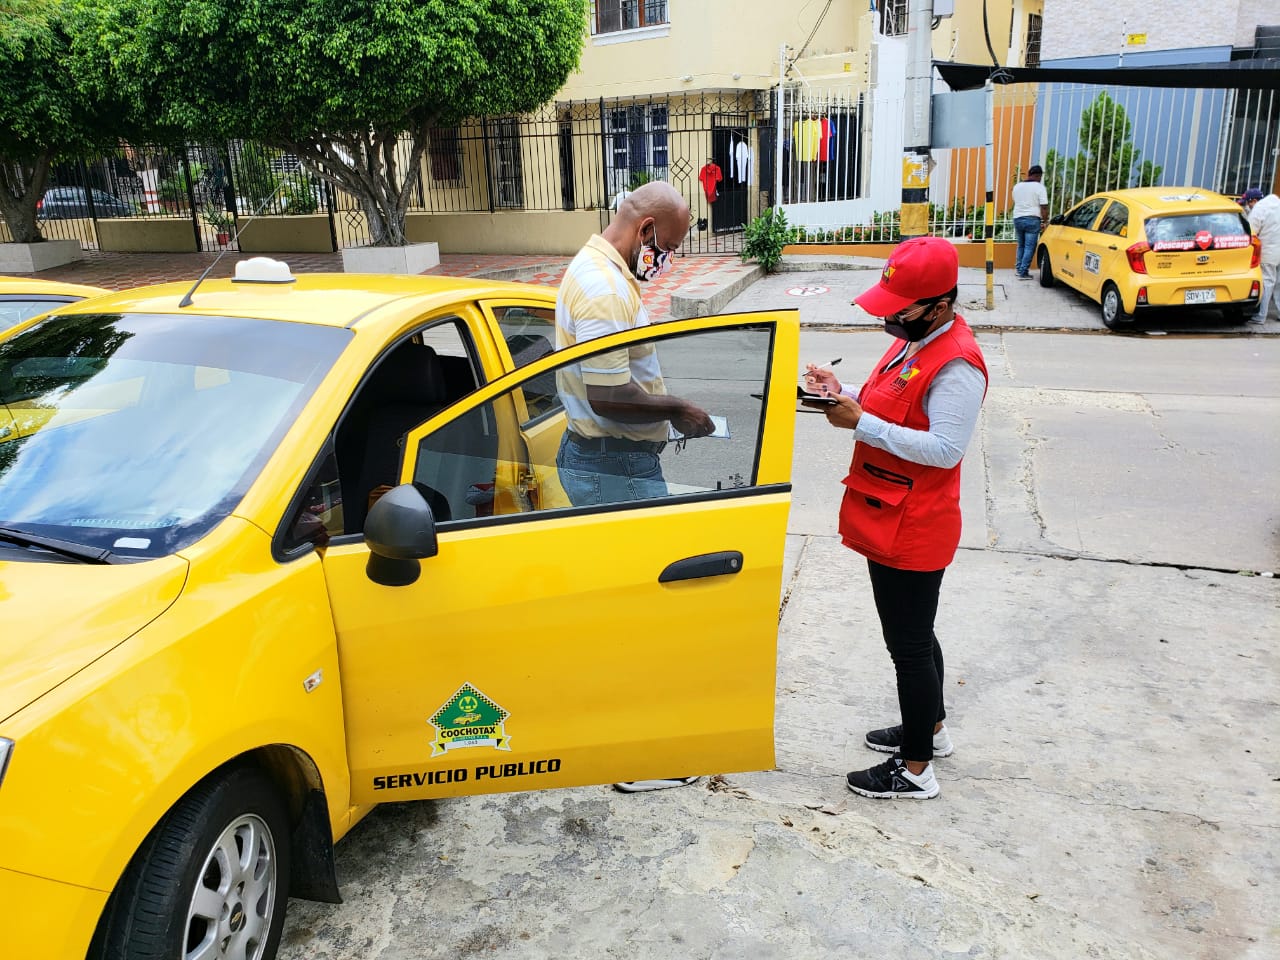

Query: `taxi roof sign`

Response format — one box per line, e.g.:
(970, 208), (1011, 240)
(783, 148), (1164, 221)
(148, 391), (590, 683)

(233, 257), (296, 284)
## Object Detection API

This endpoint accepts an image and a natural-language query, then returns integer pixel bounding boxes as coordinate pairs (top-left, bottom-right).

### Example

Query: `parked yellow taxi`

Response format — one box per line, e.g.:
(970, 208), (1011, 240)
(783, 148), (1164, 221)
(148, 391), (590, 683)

(0, 276), (111, 335)
(0, 258), (799, 960)
(1037, 187), (1262, 328)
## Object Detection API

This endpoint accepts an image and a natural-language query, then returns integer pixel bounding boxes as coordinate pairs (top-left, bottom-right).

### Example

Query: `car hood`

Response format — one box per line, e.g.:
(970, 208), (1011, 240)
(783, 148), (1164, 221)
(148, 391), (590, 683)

(0, 555), (188, 722)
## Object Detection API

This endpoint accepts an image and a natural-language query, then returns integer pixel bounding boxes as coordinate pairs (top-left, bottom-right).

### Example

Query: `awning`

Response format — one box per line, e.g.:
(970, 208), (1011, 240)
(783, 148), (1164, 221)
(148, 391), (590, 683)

(934, 59), (1280, 92)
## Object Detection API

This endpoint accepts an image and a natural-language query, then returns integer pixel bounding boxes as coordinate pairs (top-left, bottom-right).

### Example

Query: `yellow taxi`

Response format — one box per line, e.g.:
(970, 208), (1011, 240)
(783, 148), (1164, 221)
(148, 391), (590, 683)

(0, 258), (799, 960)
(1037, 187), (1262, 328)
(0, 276), (111, 336)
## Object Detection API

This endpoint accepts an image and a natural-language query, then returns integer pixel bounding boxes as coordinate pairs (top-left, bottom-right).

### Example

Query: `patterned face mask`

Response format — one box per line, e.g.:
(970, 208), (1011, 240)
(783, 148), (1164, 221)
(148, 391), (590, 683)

(633, 222), (674, 282)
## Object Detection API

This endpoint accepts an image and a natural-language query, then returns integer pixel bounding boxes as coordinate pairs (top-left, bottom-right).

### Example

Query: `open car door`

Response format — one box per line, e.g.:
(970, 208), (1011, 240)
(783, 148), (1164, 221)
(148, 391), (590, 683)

(322, 310), (799, 802)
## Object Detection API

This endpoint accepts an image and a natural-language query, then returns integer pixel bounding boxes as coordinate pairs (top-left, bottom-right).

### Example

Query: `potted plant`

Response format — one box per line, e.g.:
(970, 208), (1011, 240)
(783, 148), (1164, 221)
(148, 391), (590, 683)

(203, 204), (236, 246)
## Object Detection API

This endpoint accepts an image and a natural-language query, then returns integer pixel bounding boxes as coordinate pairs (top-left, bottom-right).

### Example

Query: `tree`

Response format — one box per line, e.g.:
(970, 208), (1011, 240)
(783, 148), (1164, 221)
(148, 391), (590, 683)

(1042, 92), (1163, 212)
(95, 0), (589, 246)
(0, 0), (123, 244)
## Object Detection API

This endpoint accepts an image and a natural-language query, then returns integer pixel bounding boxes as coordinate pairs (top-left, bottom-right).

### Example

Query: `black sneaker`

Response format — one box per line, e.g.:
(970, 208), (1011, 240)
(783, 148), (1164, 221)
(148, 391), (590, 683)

(846, 757), (939, 799)
(864, 723), (954, 757)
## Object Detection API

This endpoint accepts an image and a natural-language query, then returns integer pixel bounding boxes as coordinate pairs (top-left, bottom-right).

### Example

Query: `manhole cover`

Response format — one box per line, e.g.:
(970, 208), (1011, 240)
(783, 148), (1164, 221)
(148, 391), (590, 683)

(786, 285), (829, 297)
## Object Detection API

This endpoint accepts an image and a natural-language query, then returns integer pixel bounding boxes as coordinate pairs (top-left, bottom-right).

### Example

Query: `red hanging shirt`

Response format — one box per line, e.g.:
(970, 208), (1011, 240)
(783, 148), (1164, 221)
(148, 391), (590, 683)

(698, 162), (723, 203)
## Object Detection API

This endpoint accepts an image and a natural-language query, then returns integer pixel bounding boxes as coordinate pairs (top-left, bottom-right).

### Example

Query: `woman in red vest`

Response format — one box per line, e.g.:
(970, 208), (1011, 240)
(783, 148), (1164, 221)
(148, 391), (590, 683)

(805, 236), (987, 799)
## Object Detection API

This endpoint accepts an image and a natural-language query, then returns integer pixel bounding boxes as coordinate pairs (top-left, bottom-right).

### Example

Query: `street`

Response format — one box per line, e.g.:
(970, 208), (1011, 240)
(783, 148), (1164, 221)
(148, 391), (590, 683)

(278, 329), (1279, 960)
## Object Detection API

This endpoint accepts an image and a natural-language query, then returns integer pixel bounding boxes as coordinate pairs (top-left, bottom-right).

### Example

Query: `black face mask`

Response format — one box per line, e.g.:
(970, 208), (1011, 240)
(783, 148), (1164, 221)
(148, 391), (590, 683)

(883, 306), (938, 342)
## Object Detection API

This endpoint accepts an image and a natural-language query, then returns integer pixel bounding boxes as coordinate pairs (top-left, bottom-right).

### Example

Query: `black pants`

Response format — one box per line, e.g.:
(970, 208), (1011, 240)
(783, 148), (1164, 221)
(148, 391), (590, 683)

(866, 559), (947, 762)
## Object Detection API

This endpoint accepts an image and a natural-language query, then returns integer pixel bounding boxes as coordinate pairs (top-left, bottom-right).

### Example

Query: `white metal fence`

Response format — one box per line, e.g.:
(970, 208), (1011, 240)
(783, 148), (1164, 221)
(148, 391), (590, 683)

(777, 79), (1279, 245)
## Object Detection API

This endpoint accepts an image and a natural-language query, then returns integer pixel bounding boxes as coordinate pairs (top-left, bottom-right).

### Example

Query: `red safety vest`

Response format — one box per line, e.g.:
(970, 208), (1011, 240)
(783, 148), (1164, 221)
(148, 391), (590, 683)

(838, 316), (987, 571)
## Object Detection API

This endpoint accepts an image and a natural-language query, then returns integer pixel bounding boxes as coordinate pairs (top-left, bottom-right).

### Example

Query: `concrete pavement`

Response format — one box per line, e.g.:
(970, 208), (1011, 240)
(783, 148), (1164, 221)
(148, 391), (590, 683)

(277, 331), (1279, 960)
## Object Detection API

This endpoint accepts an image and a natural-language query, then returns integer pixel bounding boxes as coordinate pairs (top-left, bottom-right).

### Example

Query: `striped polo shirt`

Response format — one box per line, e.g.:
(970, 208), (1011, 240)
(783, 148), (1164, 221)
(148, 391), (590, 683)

(555, 235), (667, 442)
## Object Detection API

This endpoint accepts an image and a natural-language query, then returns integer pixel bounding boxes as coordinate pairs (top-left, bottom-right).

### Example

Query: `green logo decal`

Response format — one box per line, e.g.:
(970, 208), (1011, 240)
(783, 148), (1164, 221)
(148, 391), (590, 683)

(429, 683), (511, 758)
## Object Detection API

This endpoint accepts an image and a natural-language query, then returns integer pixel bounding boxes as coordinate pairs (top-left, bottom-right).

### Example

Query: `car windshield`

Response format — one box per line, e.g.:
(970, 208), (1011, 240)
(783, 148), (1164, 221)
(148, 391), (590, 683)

(0, 312), (349, 558)
(1144, 212), (1252, 250)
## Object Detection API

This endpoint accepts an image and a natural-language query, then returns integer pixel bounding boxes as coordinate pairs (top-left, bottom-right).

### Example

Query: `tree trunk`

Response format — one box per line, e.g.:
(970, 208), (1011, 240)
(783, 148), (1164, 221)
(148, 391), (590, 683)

(0, 152), (52, 244)
(285, 124), (429, 248)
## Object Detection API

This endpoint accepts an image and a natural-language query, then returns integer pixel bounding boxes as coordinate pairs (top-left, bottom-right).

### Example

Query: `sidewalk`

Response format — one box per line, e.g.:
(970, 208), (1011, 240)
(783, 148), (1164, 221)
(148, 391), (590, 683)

(10, 249), (753, 324)
(726, 253), (1279, 334)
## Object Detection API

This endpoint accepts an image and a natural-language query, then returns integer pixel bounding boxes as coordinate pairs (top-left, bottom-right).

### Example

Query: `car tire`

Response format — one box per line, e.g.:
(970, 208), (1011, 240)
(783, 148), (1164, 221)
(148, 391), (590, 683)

(1100, 282), (1132, 329)
(93, 765), (291, 960)
(1038, 249), (1054, 287)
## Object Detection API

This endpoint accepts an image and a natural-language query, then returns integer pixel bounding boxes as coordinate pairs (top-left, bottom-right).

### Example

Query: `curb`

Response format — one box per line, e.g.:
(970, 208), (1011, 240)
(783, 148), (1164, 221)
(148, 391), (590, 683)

(469, 261), (566, 283)
(670, 263), (764, 319)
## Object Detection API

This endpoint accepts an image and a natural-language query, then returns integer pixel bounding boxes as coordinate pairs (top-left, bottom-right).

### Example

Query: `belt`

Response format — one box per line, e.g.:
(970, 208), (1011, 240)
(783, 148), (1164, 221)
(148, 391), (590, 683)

(566, 430), (666, 454)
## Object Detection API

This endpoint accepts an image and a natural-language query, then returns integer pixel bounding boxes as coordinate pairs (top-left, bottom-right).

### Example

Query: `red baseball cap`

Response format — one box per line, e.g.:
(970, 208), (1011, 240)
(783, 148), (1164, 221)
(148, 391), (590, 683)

(854, 236), (959, 317)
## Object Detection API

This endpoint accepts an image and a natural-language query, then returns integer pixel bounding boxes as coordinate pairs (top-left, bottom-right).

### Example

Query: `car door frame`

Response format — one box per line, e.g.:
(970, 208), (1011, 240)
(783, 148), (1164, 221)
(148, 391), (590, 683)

(320, 309), (800, 805)
(1055, 196), (1109, 291)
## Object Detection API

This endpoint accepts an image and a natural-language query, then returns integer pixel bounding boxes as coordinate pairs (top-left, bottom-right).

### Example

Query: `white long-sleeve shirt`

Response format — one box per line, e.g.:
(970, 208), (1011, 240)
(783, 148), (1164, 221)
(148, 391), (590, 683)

(840, 320), (987, 469)
(1248, 194), (1280, 265)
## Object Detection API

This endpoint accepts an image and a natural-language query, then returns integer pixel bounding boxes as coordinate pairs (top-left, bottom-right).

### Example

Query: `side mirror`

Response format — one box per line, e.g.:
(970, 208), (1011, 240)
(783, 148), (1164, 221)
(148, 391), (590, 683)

(364, 483), (438, 586)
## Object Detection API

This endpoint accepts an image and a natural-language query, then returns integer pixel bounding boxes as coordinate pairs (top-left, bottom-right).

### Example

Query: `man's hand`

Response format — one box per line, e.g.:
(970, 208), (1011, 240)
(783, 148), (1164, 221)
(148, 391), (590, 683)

(671, 401), (715, 438)
(804, 363), (842, 395)
(823, 392), (863, 430)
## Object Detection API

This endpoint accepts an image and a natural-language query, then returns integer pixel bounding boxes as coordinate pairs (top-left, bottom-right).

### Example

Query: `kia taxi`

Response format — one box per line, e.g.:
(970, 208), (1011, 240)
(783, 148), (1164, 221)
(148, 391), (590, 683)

(1037, 187), (1262, 328)
(0, 258), (799, 960)
(0, 276), (111, 336)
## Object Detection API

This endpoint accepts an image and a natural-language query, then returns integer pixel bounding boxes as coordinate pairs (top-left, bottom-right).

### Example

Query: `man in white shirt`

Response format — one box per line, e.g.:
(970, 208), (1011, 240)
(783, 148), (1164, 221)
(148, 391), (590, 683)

(1243, 187), (1280, 324)
(1011, 165), (1050, 280)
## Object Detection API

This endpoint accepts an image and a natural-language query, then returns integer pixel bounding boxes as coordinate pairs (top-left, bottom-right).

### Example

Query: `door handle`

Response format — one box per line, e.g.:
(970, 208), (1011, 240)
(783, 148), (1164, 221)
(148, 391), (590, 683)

(659, 551), (744, 583)
(1108, 245), (1118, 251)
(1074, 239), (1083, 245)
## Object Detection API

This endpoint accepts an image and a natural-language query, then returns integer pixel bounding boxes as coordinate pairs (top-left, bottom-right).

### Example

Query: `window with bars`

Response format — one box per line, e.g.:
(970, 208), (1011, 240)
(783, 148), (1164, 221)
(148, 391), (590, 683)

(1025, 14), (1042, 68)
(594, 0), (668, 35)
(880, 0), (908, 38)
(608, 104), (669, 192)
(429, 127), (463, 183)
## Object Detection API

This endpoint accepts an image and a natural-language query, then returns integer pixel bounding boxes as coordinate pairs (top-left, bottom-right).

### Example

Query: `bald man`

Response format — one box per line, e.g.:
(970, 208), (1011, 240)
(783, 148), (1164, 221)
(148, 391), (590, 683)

(554, 181), (713, 508)
(554, 182), (713, 794)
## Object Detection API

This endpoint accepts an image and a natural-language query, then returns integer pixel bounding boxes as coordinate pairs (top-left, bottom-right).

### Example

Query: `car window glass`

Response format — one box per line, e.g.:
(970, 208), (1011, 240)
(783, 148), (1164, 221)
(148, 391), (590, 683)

(283, 448), (343, 551)
(330, 317), (482, 536)
(1096, 202), (1129, 237)
(1066, 198), (1106, 230)
(490, 304), (560, 421)
(1144, 212), (1253, 250)
(0, 298), (75, 333)
(410, 324), (774, 525)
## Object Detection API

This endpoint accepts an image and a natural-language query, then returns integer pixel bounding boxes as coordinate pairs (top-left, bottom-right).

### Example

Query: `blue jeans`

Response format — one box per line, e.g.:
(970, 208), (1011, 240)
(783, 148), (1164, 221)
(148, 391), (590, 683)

(1014, 216), (1041, 276)
(556, 432), (668, 506)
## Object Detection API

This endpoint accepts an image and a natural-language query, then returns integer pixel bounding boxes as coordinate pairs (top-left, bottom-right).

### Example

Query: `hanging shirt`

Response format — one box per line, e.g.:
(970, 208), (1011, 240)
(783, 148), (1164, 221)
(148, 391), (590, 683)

(818, 119), (833, 162)
(792, 120), (822, 161)
(734, 141), (751, 184)
(698, 162), (723, 203)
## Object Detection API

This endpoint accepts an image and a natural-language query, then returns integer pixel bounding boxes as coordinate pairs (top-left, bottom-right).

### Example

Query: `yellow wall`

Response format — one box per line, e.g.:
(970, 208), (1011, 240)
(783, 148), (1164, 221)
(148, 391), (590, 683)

(97, 218), (198, 253)
(236, 215), (333, 254)
(562, 3), (871, 100)
(406, 210), (601, 255)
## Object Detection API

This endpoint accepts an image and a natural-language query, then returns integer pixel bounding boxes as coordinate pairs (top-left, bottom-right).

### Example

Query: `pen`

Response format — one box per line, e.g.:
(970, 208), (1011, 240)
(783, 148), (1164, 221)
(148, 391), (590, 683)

(816, 357), (842, 370)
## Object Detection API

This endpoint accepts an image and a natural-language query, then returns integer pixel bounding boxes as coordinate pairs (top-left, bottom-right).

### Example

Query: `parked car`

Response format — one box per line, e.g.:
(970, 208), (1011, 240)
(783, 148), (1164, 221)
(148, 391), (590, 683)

(1037, 187), (1263, 328)
(37, 186), (136, 219)
(0, 259), (799, 959)
(0, 277), (111, 335)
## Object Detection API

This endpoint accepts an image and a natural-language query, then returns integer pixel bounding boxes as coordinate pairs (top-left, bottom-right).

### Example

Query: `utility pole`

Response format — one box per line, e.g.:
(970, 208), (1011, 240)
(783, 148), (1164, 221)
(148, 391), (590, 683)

(901, 0), (935, 237)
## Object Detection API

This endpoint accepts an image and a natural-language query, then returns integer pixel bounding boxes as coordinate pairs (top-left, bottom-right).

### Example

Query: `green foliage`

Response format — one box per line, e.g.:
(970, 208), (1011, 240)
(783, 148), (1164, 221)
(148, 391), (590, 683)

(96, 0), (591, 244)
(741, 207), (791, 272)
(627, 169), (655, 190)
(235, 142), (279, 210)
(1042, 92), (1157, 211)
(0, 0), (129, 241)
(281, 180), (319, 215)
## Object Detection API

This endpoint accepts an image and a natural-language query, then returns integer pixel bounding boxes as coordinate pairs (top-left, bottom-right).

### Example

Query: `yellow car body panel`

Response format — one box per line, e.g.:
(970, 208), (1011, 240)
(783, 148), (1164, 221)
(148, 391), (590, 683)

(1039, 186), (1261, 315)
(0, 270), (799, 956)
(0, 867), (107, 958)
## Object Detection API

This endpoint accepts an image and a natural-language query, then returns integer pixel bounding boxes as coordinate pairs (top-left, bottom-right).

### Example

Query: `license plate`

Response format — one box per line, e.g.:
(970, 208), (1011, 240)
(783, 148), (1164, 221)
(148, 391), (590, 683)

(1184, 289), (1216, 305)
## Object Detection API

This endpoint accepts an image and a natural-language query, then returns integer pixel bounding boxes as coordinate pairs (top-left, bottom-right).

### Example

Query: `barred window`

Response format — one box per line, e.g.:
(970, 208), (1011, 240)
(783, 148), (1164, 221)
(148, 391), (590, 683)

(879, 0), (908, 38)
(596, 0), (668, 35)
(429, 127), (463, 183)
(1025, 14), (1042, 69)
